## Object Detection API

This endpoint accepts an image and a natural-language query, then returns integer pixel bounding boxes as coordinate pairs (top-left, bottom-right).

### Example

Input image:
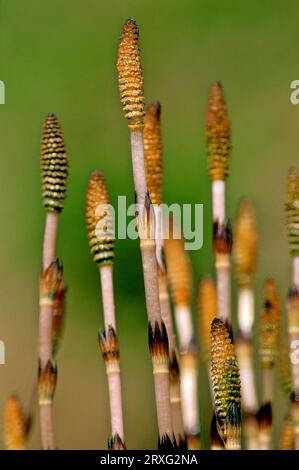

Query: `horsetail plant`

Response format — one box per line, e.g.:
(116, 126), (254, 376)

(210, 317), (241, 450)
(233, 199), (258, 448)
(86, 170), (125, 448)
(144, 100), (185, 445)
(164, 219), (200, 449)
(258, 279), (280, 449)
(286, 167), (299, 288)
(206, 81), (231, 226)
(206, 82), (232, 324)
(117, 19), (173, 445)
(38, 258), (62, 449)
(286, 285), (299, 449)
(198, 275), (217, 369)
(158, 260), (185, 446)
(39, 113), (68, 450)
(234, 199), (258, 336)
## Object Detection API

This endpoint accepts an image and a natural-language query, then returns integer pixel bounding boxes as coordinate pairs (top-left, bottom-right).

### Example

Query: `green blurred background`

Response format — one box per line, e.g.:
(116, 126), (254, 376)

(0, 0), (298, 449)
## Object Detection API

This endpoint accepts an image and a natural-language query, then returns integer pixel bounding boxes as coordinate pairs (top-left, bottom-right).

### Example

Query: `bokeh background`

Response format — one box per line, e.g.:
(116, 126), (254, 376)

(0, 0), (298, 449)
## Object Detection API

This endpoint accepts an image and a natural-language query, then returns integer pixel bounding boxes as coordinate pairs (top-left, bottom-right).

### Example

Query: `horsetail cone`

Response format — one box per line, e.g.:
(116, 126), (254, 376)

(233, 199), (258, 287)
(279, 338), (293, 399)
(198, 276), (217, 363)
(286, 167), (299, 256)
(4, 395), (28, 450)
(259, 279), (280, 369)
(210, 318), (241, 441)
(144, 101), (163, 205)
(117, 19), (145, 129)
(40, 113), (68, 212)
(206, 82), (231, 181)
(279, 411), (294, 450)
(164, 220), (192, 307)
(86, 170), (115, 266)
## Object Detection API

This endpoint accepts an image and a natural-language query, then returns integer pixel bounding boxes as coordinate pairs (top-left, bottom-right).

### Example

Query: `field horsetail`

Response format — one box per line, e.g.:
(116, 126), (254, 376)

(3, 15), (299, 453)
(86, 169), (125, 449)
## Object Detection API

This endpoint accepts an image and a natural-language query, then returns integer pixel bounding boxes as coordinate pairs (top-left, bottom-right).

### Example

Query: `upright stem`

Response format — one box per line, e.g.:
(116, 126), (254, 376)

(99, 264), (124, 443)
(212, 180), (225, 225)
(180, 351), (199, 440)
(42, 212), (59, 269)
(140, 240), (161, 325)
(153, 368), (173, 436)
(130, 129), (147, 206)
(293, 256), (299, 289)
(158, 270), (175, 353)
(174, 305), (193, 352)
(106, 363), (124, 441)
(100, 265), (116, 330)
(39, 406), (54, 450)
(38, 258), (62, 450)
(158, 263), (184, 443)
(215, 255), (231, 323)
(39, 304), (54, 369)
(238, 286), (254, 337)
(237, 343), (257, 412)
(259, 369), (273, 450)
(141, 239), (173, 439)
(169, 375), (184, 444)
(128, 121), (172, 440)
(236, 287), (258, 449)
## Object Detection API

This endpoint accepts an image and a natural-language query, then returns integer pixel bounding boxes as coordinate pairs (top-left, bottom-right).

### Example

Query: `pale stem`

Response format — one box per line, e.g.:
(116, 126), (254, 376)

(293, 256), (299, 289)
(289, 332), (299, 395)
(237, 347), (257, 411)
(130, 128), (147, 206)
(238, 286), (254, 336)
(39, 211), (58, 450)
(212, 180), (225, 225)
(180, 357), (199, 437)
(153, 370), (173, 437)
(39, 304), (53, 369)
(42, 212), (59, 269)
(170, 400), (184, 443)
(140, 243), (161, 325)
(158, 274), (175, 353)
(216, 260), (231, 324)
(40, 404), (54, 450)
(130, 127), (172, 439)
(100, 265), (116, 331)
(174, 305), (193, 351)
(107, 368), (124, 442)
